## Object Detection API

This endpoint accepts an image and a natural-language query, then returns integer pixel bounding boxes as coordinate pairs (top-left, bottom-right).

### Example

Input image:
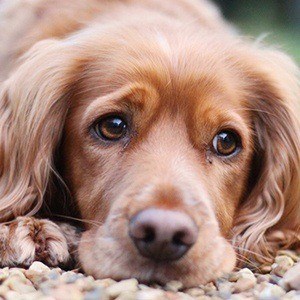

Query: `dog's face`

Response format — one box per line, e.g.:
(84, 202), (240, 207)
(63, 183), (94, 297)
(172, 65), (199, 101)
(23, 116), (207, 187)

(1, 23), (299, 287)
(60, 29), (257, 285)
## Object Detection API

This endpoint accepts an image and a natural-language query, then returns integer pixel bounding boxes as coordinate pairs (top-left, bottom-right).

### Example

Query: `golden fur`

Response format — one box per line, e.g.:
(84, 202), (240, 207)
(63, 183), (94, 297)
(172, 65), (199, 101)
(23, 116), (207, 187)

(0, 0), (299, 287)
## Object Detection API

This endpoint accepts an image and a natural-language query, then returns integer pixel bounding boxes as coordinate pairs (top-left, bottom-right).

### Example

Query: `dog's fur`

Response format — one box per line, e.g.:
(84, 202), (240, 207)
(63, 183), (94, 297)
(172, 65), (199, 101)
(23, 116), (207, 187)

(0, 0), (299, 287)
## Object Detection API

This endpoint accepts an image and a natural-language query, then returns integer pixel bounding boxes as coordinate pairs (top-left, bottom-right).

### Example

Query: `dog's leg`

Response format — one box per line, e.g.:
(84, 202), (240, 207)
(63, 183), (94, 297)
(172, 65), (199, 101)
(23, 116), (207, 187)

(0, 217), (81, 268)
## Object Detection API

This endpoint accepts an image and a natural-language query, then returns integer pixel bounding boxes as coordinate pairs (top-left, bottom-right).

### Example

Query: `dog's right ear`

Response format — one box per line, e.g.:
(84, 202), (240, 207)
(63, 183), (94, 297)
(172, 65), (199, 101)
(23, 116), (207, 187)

(0, 39), (81, 222)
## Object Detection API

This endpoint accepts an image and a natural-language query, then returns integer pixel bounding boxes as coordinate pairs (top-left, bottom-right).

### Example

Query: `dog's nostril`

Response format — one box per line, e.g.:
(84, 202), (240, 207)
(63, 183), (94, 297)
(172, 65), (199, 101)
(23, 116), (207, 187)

(172, 231), (186, 246)
(143, 226), (155, 243)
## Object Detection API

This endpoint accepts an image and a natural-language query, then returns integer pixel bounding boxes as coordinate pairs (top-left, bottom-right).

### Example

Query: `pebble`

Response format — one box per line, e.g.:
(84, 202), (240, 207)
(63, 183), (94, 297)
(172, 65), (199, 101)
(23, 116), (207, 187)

(25, 269), (48, 286)
(0, 268), (9, 281)
(281, 262), (300, 291)
(50, 284), (83, 300)
(0, 285), (10, 297)
(199, 282), (217, 293)
(255, 282), (286, 299)
(233, 278), (256, 293)
(277, 250), (299, 262)
(257, 275), (271, 283)
(60, 271), (81, 283)
(165, 280), (184, 292)
(95, 278), (117, 288)
(0, 252), (298, 299)
(115, 291), (137, 300)
(272, 256), (295, 277)
(84, 287), (107, 300)
(260, 265), (272, 274)
(177, 291), (195, 300)
(136, 289), (165, 300)
(283, 290), (300, 300)
(229, 268), (256, 283)
(185, 287), (205, 297)
(29, 261), (51, 273)
(106, 279), (138, 298)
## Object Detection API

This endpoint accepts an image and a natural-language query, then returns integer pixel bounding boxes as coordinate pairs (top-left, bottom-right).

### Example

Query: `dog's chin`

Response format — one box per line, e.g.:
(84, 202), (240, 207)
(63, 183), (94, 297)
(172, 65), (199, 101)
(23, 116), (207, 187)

(78, 229), (236, 287)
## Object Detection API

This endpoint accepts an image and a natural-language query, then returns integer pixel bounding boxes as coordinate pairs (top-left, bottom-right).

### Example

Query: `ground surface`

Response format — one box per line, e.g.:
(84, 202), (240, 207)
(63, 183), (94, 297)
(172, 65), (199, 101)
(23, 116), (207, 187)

(0, 250), (299, 300)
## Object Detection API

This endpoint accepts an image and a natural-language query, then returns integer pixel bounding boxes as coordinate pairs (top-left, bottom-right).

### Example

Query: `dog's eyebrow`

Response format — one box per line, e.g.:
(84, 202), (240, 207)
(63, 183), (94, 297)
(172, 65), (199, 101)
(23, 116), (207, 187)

(81, 82), (159, 125)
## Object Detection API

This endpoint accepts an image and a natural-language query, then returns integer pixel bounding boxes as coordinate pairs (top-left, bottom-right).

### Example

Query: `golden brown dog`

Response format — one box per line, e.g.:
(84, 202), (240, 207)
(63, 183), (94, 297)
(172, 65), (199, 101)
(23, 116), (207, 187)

(0, 0), (299, 286)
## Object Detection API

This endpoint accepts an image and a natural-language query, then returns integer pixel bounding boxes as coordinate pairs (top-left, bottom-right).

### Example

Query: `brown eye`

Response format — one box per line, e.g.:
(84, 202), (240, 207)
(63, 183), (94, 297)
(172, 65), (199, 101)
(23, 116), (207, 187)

(212, 130), (241, 156)
(94, 115), (127, 141)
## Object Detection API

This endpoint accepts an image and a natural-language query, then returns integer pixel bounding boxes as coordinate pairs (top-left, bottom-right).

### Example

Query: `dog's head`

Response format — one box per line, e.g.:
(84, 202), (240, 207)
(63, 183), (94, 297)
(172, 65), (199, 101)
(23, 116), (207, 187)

(0, 23), (299, 286)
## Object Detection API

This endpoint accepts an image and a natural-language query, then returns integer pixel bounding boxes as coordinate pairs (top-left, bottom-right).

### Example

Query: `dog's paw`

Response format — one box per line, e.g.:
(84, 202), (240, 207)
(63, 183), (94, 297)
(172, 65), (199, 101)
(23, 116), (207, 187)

(0, 217), (77, 268)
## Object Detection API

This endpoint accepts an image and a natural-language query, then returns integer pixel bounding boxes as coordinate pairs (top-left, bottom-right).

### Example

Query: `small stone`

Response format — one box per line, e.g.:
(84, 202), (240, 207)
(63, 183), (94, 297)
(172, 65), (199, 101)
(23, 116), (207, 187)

(272, 256), (295, 278)
(185, 287), (205, 297)
(196, 296), (212, 300)
(95, 278), (116, 288)
(150, 283), (163, 289)
(281, 262), (300, 291)
(276, 251), (299, 263)
(39, 279), (62, 294)
(233, 278), (256, 293)
(9, 268), (25, 275)
(0, 268), (10, 281)
(257, 275), (271, 283)
(3, 274), (32, 289)
(10, 281), (36, 294)
(230, 295), (251, 300)
(215, 278), (233, 298)
(51, 284), (83, 300)
(136, 289), (166, 300)
(275, 256), (294, 267)
(229, 268), (255, 282)
(5, 291), (22, 300)
(44, 270), (58, 281)
(199, 282), (217, 293)
(4, 271), (27, 283)
(115, 291), (137, 300)
(25, 270), (48, 286)
(177, 292), (195, 300)
(106, 279), (138, 298)
(165, 280), (184, 292)
(75, 277), (97, 292)
(0, 285), (10, 297)
(138, 284), (151, 290)
(255, 282), (286, 299)
(84, 287), (108, 300)
(260, 265), (272, 274)
(60, 271), (80, 283)
(29, 262), (51, 273)
(283, 290), (300, 299)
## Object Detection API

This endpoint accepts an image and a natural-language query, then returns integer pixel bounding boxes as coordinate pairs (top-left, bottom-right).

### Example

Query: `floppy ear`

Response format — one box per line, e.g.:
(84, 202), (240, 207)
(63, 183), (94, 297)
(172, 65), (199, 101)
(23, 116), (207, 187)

(0, 40), (79, 222)
(232, 48), (300, 262)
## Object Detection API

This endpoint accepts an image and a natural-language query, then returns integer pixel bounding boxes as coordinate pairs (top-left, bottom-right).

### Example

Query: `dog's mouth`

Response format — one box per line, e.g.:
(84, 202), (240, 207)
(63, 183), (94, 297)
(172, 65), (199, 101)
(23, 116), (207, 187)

(79, 211), (235, 287)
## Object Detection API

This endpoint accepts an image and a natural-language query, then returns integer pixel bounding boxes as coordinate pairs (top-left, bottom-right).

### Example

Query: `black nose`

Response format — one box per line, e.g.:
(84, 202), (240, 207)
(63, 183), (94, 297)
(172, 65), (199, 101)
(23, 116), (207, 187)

(129, 208), (198, 262)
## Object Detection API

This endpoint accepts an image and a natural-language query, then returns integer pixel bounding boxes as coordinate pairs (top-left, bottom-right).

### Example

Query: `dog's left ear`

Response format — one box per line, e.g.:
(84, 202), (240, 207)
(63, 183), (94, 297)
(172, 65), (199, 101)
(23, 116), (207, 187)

(232, 47), (300, 261)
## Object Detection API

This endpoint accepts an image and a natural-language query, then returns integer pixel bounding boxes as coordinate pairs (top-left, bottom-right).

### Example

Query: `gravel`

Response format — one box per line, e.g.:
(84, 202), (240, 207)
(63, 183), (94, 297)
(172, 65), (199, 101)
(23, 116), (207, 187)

(0, 251), (299, 300)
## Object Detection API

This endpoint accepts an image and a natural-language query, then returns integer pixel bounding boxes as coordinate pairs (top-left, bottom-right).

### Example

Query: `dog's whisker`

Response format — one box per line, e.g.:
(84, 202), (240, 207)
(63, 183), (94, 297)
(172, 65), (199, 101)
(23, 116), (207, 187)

(231, 245), (270, 260)
(53, 214), (103, 226)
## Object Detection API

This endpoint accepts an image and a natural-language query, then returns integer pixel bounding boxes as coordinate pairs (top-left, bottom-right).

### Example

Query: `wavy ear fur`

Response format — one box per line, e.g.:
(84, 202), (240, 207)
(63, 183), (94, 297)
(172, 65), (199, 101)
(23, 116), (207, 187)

(0, 40), (79, 222)
(233, 47), (300, 262)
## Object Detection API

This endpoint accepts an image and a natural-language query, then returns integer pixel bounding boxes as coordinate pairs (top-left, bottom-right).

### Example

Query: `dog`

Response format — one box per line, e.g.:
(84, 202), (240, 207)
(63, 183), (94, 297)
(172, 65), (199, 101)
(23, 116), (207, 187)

(0, 0), (299, 287)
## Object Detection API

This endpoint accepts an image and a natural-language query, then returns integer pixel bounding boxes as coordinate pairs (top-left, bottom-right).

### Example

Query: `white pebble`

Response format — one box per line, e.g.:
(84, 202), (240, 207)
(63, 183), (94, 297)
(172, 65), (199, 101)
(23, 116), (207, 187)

(106, 279), (138, 298)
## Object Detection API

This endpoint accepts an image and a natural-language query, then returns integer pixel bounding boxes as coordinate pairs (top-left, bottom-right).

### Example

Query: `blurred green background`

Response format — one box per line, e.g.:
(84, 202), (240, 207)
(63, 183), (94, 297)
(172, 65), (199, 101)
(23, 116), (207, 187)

(214, 0), (300, 63)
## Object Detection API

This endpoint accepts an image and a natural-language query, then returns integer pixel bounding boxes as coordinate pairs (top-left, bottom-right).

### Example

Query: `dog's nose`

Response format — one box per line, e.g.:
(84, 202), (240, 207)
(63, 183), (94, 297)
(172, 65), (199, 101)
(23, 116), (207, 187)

(129, 208), (198, 262)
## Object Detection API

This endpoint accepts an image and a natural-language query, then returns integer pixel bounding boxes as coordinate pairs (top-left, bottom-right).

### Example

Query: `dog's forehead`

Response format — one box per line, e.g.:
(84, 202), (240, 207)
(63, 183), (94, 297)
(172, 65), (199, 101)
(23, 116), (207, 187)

(71, 26), (248, 128)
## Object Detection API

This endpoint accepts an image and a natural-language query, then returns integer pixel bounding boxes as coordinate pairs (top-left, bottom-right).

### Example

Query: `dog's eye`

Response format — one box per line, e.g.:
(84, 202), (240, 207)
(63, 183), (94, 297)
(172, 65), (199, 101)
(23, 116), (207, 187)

(212, 130), (240, 156)
(93, 116), (127, 140)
